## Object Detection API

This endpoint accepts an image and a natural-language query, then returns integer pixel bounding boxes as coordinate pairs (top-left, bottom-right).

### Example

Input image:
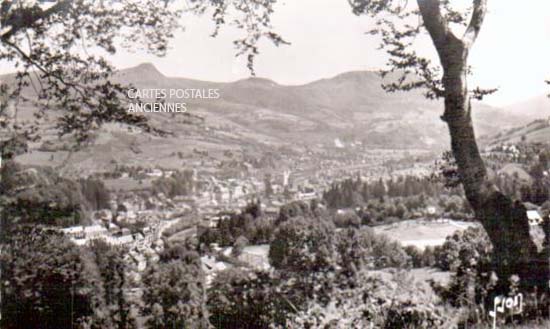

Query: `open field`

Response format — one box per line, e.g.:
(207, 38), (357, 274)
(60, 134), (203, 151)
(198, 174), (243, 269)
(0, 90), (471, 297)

(372, 219), (479, 250)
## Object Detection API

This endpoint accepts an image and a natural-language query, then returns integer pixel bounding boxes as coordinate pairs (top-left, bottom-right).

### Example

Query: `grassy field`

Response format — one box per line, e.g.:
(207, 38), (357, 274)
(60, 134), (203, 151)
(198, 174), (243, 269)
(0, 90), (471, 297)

(372, 219), (478, 250)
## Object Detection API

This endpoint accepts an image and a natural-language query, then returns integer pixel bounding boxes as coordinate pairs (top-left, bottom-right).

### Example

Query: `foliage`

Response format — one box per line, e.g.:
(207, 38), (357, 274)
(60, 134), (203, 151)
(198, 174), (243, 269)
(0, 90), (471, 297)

(288, 269), (453, 328)
(349, 0), (495, 100)
(433, 226), (492, 272)
(269, 215), (337, 274)
(87, 240), (137, 329)
(187, 0), (289, 75)
(382, 300), (451, 329)
(434, 151), (462, 188)
(0, 225), (110, 329)
(0, 0), (183, 151)
(347, 0), (550, 299)
(432, 225), (550, 326)
(207, 268), (298, 329)
(79, 176), (111, 210)
(332, 209), (361, 228)
(142, 243), (209, 329)
(151, 169), (195, 198)
(322, 176), (470, 224)
(432, 226), (498, 324)
(487, 143), (550, 206)
(422, 246), (437, 267)
(404, 245), (424, 268)
(199, 201), (274, 247)
(337, 227), (409, 276)
(277, 200), (314, 224)
(0, 161), (87, 229)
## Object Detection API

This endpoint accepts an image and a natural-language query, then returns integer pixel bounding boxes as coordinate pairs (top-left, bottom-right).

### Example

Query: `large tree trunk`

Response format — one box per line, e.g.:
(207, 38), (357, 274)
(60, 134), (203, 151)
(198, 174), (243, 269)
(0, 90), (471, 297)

(443, 57), (540, 287)
(418, 0), (546, 289)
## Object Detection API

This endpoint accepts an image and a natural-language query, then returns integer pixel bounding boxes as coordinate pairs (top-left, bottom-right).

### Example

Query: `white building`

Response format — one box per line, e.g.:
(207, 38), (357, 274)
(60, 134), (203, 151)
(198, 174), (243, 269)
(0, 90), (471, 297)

(527, 210), (543, 226)
(61, 224), (107, 240)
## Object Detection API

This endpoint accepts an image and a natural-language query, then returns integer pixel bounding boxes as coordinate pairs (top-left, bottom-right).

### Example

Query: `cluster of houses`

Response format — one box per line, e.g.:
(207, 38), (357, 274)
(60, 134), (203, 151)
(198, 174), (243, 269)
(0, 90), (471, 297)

(60, 202), (164, 248)
(60, 208), (183, 284)
(60, 221), (156, 247)
(484, 144), (522, 163)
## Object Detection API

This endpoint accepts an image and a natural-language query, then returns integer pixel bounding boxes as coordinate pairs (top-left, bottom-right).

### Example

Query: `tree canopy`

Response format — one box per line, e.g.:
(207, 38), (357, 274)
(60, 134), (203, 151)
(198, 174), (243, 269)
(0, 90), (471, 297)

(0, 0), (287, 157)
(344, 0), (548, 291)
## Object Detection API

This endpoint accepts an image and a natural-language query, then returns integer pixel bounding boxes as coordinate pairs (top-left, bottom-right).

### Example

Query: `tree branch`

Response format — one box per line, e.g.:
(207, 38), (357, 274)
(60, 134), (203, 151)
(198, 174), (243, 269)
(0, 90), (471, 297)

(1, 37), (89, 101)
(417, 0), (452, 49)
(1, 0), (72, 41)
(462, 0), (488, 49)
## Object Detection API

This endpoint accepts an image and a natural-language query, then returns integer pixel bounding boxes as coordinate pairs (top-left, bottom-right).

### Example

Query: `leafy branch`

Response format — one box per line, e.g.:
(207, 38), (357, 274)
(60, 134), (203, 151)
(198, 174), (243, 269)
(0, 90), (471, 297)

(187, 0), (289, 75)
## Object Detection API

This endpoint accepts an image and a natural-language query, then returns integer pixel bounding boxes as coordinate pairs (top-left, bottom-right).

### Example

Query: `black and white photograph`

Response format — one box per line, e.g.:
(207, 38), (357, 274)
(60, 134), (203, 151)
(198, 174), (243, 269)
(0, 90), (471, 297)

(0, 1), (549, 328)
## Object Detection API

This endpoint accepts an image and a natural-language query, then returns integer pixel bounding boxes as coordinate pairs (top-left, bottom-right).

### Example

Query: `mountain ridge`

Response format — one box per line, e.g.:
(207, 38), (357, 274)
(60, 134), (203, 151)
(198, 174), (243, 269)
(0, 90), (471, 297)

(8, 63), (549, 171)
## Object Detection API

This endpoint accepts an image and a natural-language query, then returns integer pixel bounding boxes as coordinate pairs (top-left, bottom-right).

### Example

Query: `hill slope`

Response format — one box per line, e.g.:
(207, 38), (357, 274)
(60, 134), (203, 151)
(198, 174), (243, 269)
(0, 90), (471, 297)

(481, 118), (550, 147)
(7, 63), (544, 171)
(504, 94), (550, 120)
(112, 64), (529, 148)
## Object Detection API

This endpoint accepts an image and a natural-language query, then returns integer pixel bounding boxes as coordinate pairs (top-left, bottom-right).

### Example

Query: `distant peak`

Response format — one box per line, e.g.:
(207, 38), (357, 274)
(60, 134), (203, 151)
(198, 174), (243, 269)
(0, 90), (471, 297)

(331, 71), (378, 80)
(136, 62), (157, 70)
(122, 62), (164, 78)
(235, 76), (278, 86)
(303, 70), (380, 87)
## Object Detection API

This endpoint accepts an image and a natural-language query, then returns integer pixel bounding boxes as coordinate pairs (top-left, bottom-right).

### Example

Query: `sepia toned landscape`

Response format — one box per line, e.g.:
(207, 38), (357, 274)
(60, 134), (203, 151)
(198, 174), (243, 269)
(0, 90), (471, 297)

(1, 1), (549, 329)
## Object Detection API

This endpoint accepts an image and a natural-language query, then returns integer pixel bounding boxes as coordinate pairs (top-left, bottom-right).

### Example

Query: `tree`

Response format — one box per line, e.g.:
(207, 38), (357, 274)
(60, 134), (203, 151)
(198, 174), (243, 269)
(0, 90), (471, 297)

(80, 177), (111, 210)
(276, 200), (312, 224)
(1, 226), (111, 329)
(207, 268), (297, 329)
(0, 0), (287, 169)
(404, 245), (424, 268)
(1, 161), (87, 229)
(333, 210), (361, 228)
(0, 0), (180, 158)
(337, 227), (409, 273)
(142, 244), (209, 329)
(269, 216), (337, 273)
(348, 0), (545, 289)
(88, 240), (137, 329)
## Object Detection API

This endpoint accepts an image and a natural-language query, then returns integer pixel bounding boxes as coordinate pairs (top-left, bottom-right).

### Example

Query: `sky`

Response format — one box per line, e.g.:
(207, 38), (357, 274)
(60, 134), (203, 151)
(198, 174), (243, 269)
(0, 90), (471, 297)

(2, 0), (549, 107)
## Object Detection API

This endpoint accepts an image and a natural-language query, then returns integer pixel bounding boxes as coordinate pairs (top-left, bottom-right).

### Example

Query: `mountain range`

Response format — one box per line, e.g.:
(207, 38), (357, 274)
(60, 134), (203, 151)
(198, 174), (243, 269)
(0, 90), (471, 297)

(9, 63), (550, 171)
(118, 63), (547, 146)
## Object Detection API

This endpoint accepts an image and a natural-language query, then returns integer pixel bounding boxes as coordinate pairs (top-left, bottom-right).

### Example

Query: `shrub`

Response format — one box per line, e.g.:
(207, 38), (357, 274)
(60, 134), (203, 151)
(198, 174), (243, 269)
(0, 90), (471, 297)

(336, 227), (410, 282)
(207, 269), (298, 329)
(277, 200), (312, 224)
(1, 226), (113, 329)
(434, 226), (492, 272)
(422, 246), (437, 267)
(404, 245), (424, 268)
(383, 301), (449, 329)
(269, 216), (337, 274)
(200, 201), (274, 247)
(432, 227), (497, 324)
(288, 270), (452, 328)
(332, 210), (361, 228)
(142, 244), (209, 329)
